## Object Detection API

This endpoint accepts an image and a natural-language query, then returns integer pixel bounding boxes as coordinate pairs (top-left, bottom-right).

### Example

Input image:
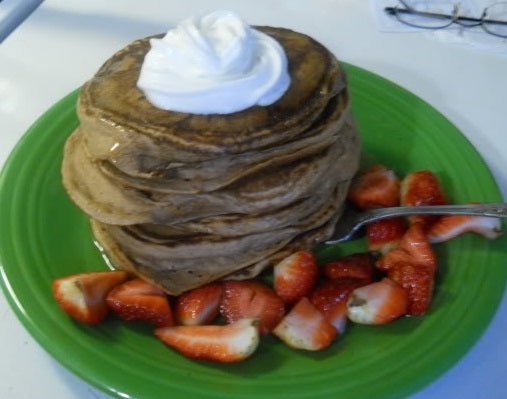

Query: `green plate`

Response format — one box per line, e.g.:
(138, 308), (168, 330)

(1, 64), (505, 399)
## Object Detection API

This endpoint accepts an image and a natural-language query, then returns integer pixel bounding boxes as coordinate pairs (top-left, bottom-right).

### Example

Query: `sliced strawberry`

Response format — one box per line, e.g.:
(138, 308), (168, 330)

(387, 263), (434, 316)
(376, 223), (437, 273)
(347, 278), (408, 325)
(366, 217), (407, 254)
(273, 250), (318, 304)
(400, 170), (448, 229)
(348, 165), (400, 210)
(321, 253), (374, 283)
(52, 270), (129, 324)
(399, 222), (437, 271)
(273, 297), (337, 351)
(175, 283), (223, 326)
(321, 300), (348, 335)
(155, 318), (259, 362)
(309, 279), (367, 333)
(375, 247), (411, 273)
(106, 279), (173, 327)
(427, 213), (503, 243)
(220, 280), (285, 335)
(376, 223), (437, 316)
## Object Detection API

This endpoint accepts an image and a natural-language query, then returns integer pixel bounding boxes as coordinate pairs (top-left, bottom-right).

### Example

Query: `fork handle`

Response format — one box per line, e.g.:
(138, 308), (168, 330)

(362, 203), (507, 224)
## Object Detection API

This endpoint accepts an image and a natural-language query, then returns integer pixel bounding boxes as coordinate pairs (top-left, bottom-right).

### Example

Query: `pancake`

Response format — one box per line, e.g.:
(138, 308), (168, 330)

(62, 119), (359, 226)
(127, 177), (347, 239)
(93, 91), (351, 195)
(223, 207), (344, 281)
(62, 25), (362, 295)
(79, 27), (346, 162)
(90, 182), (347, 295)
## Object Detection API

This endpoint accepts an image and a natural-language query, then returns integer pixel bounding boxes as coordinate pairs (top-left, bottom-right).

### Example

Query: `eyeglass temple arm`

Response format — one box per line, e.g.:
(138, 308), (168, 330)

(398, 0), (414, 11)
(384, 6), (507, 26)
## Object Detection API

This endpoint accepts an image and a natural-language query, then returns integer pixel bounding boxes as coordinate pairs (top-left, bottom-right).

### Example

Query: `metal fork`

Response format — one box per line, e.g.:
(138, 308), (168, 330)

(325, 203), (507, 245)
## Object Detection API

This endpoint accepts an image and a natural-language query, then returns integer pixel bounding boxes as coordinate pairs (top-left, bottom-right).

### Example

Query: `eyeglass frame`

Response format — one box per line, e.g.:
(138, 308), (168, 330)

(384, 1), (507, 38)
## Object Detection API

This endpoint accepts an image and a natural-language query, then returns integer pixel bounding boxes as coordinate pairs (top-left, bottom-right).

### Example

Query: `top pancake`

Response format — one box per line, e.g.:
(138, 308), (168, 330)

(78, 26), (346, 162)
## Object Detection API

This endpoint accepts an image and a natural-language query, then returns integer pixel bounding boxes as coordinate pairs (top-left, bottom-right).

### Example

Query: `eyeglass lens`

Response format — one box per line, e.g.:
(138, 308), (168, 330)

(394, 1), (456, 29)
(392, 1), (507, 37)
(482, 2), (507, 37)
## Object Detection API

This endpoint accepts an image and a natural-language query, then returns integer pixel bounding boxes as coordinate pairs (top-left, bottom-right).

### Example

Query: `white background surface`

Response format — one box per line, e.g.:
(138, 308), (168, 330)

(1, 1), (507, 398)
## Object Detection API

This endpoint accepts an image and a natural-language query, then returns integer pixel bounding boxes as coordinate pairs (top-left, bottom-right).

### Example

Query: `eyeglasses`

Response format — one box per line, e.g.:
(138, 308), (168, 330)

(385, 1), (507, 38)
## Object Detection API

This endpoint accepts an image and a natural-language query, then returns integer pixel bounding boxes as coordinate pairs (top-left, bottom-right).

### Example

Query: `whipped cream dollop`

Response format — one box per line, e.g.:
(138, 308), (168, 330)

(137, 11), (290, 114)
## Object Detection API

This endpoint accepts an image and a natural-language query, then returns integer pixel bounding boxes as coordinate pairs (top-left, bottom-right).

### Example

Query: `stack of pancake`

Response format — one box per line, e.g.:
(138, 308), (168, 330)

(62, 27), (361, 295)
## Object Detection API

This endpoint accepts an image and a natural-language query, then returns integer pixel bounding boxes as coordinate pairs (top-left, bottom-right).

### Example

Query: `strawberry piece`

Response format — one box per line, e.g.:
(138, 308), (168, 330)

(155, 318), (259, 362)
(387, 263), (434, 316)
(376, 223), (437, 316)
(366, 217), (407, 254)
(347, 278), (408, 325)
(175, 283), (223, 326)
(309, 279), (367, 333)
(220, 280), (285, 335)
(273, 297), (337, 351)
(106, 279), (173, 327)
(52, 270), (129, 324)
(348, 165), (400, 210)
(321, 253), (374, 284)
(273, 251), (318, 304)
(427, 213), (503, 243)
(375, 247), (411, 273)
(377, 223), (437, 273)
(400, 170), (448, 229)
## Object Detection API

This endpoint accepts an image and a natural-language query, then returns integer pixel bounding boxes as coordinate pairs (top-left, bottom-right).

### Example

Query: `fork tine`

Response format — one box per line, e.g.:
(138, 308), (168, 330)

(325, 208), (364, 244)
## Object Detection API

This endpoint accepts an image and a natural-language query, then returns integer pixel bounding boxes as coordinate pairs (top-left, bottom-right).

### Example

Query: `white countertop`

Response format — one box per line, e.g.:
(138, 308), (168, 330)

(1, 1), (507, 398)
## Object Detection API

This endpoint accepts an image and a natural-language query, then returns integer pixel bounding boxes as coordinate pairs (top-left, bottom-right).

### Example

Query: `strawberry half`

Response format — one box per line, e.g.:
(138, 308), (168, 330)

(427, 213), (503, 243)
(155, 318), (259, 362)
(377, 222), (437, 273)
(309, 279), (367, 333)
(273, 250), (318, 304)
(273, 297), (337, 351)
(106, 278), (173, 327)
(366, 217), (407, 254)
(376, 223), (437, 316)
(347, 165), (400, 210)
(220, 280), (285, 335)
(387, 263), (434, 316)
(400, 170), (448, 229)
(347, 278), (408, 325)
(175, 282), (224, 326)
(321, 253), (374, 283)
(53, 270), (129, 324)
